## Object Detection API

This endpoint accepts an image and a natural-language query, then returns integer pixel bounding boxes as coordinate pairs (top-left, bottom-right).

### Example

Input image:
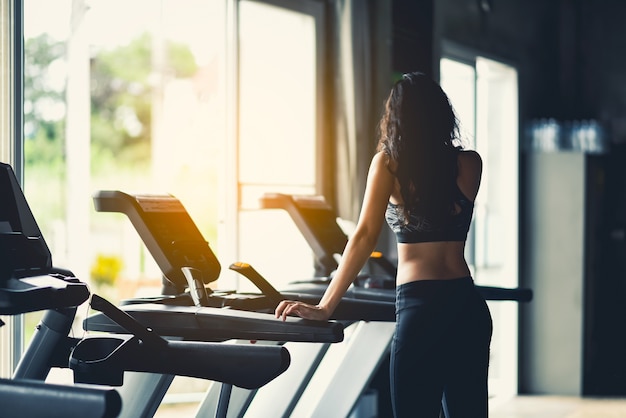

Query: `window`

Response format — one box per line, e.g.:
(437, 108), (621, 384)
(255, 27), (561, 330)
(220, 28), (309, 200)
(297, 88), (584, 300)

(21, 0), (325, 301)
(24, 0), (228, 301)
(228, 0), (324, 291)
(0, 0), (21, 378)
(441, 54), (520, 400)
(14, 0), (326, 409)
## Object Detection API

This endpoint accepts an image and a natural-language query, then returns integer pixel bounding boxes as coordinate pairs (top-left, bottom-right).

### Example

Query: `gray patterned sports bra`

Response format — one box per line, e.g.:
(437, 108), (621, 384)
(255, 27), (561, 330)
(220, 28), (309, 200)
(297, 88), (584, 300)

(385, 185), (474, 243)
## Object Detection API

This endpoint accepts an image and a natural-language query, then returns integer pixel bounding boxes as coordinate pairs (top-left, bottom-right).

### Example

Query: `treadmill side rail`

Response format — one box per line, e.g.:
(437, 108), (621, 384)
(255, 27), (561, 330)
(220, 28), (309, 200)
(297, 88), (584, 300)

(84, 303), (344, 343)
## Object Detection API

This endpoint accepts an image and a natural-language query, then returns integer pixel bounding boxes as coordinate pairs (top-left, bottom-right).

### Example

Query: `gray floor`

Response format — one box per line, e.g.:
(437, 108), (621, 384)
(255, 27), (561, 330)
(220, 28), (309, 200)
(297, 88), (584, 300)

(490, 395), (626, 418)
(155, 395), (626, 417)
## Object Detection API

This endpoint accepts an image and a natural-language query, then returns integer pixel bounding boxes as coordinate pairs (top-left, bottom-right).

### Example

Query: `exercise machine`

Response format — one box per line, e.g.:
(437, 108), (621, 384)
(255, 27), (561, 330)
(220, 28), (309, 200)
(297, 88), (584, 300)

(0, 161), (121, 418)
(91, 190), (394, 320)
(90, 190), (394, 417)
(91, 189), (533, 418)
(0, 163), (296, 418)
(88, 190), (349, 417)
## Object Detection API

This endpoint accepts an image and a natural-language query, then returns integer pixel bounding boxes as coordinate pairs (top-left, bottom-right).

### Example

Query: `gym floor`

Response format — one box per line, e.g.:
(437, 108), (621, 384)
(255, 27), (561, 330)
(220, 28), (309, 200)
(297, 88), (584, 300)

(489, 396), (626, 418)
(153, 395), (626, 417)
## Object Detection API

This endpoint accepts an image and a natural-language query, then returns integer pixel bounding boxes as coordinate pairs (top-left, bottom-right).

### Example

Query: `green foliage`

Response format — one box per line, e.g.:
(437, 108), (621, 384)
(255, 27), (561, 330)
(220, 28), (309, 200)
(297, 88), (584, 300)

(90, 33), (152, 168)
(23, 164), (65, 230)
(23, 34), (67, 205)
(24, 34), (66, 108)
(25, 30), (199, 174)
(24, 120), (66, 168)
(24, 33), (66, 160)
(88, 31), (199, 170)
(167, 41), (198, 78)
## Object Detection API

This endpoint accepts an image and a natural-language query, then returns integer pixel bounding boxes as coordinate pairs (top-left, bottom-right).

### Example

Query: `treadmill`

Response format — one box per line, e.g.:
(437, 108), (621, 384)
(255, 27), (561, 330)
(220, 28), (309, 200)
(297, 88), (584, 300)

(90, 190), (532, 418)
(87, 190), (349, 418)
(0, 163), (300, 418)
(0, 162), (120, 418)
(89, 190), (394, 321)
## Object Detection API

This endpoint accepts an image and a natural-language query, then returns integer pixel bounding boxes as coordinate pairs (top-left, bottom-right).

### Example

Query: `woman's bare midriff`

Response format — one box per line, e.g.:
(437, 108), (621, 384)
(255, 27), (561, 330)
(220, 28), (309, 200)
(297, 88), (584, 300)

(395, 241), (471, 285)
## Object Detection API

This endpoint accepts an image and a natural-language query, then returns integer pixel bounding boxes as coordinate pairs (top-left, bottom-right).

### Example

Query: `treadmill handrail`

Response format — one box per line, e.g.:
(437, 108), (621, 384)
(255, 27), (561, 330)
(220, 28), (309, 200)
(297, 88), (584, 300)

(84, 303), (344, 343)
(0, 378), (121, 418)
(229, 262), (283, 306)
(90, 294), (167, 347)
(0, 274), (90, 315)
(70, 335), (290, 389)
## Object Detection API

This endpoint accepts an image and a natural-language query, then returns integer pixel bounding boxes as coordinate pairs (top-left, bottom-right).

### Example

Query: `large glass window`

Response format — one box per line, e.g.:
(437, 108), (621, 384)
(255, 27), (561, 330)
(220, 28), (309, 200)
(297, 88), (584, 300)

(22, 2), (230, 406)
(24, 0), (227, 304)
(231, 0), (324, 291)
(18, 0), (325, 410)
(0, 0), (20, 378)
(441, 56), (520, 401)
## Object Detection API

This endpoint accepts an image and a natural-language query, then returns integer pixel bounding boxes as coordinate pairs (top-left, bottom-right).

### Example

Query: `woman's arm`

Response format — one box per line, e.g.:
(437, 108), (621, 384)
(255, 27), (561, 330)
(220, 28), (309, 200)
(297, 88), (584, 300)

(275, 151), (395, 321)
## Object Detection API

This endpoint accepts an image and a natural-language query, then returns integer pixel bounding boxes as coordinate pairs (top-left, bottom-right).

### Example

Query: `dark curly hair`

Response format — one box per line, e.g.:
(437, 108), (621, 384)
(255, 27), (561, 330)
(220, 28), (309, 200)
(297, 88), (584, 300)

(377, 72), (463, 222)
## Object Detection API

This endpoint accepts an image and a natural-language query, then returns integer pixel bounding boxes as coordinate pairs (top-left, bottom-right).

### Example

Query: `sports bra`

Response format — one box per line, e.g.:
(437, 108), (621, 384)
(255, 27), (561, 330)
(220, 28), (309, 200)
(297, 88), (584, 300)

(385, 185), (474, 243)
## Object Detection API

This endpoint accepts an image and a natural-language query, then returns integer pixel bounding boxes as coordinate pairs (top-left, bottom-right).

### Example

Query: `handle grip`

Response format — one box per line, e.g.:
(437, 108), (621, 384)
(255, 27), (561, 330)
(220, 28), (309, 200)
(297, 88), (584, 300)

(229, 262), (284, 306)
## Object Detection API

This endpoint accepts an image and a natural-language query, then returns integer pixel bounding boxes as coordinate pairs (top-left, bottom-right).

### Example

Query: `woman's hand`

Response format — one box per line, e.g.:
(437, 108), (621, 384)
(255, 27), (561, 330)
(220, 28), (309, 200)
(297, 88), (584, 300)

(275, 300), (330, 322)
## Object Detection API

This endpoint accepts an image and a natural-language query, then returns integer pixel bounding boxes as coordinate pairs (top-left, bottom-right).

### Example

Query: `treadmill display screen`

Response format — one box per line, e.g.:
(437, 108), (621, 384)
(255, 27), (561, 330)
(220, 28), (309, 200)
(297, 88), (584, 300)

(93, 190), (221, 290)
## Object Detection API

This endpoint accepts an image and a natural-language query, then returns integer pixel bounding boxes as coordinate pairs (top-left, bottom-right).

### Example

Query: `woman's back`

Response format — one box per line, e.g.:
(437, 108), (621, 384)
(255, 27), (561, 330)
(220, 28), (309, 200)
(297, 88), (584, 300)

(391, 150), (482, 284)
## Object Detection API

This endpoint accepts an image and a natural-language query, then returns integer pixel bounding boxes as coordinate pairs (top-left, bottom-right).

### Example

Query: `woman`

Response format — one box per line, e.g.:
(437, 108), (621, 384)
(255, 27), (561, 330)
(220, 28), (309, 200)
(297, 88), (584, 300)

(275, 72), (492, 417)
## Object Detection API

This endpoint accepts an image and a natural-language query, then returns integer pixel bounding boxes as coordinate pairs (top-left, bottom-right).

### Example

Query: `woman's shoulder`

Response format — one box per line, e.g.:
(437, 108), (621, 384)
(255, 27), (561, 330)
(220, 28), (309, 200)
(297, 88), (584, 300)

(457, 150), (482, 174)
(371, 151), (397, 173)
(457, 149), (482, 163)
(456, 150), (482, 200)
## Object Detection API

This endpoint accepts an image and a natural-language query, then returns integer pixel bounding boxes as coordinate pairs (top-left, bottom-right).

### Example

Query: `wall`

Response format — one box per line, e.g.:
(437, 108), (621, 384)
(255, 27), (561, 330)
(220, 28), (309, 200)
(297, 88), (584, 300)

(433, 0), (626, 141)
(434, 0), (560, 120)
(427, 0), (626, 395)
(524, 152), (586, 395)
(580, 1), (626, 143)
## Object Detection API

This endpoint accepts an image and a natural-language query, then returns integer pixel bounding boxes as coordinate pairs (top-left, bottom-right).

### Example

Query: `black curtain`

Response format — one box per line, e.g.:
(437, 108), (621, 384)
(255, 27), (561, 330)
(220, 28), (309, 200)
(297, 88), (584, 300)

(329, 0), (391, 222)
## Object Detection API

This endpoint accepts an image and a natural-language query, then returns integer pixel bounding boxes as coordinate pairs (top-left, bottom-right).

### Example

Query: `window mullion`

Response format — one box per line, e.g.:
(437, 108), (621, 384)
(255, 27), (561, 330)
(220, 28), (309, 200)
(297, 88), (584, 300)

(0, 0), (25, 378)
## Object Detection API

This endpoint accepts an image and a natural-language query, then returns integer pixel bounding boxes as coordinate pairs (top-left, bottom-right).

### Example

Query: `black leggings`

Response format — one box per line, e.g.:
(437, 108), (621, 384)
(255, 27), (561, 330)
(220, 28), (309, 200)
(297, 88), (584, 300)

(390, 277), (492, 418)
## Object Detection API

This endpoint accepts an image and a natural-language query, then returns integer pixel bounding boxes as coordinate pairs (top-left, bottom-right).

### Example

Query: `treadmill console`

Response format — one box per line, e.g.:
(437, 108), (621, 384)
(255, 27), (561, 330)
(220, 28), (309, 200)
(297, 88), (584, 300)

(0, 163), (52, 280)
(260, 193), (397, 280)
(0, 163), (89, 314)
(260, 193), (346, 277)
(93, 190), (221, 293)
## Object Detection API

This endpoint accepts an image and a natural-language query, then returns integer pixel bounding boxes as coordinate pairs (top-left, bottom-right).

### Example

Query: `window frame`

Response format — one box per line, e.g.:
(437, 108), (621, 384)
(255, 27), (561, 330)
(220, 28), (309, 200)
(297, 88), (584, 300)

(0, 0), (24, 377)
